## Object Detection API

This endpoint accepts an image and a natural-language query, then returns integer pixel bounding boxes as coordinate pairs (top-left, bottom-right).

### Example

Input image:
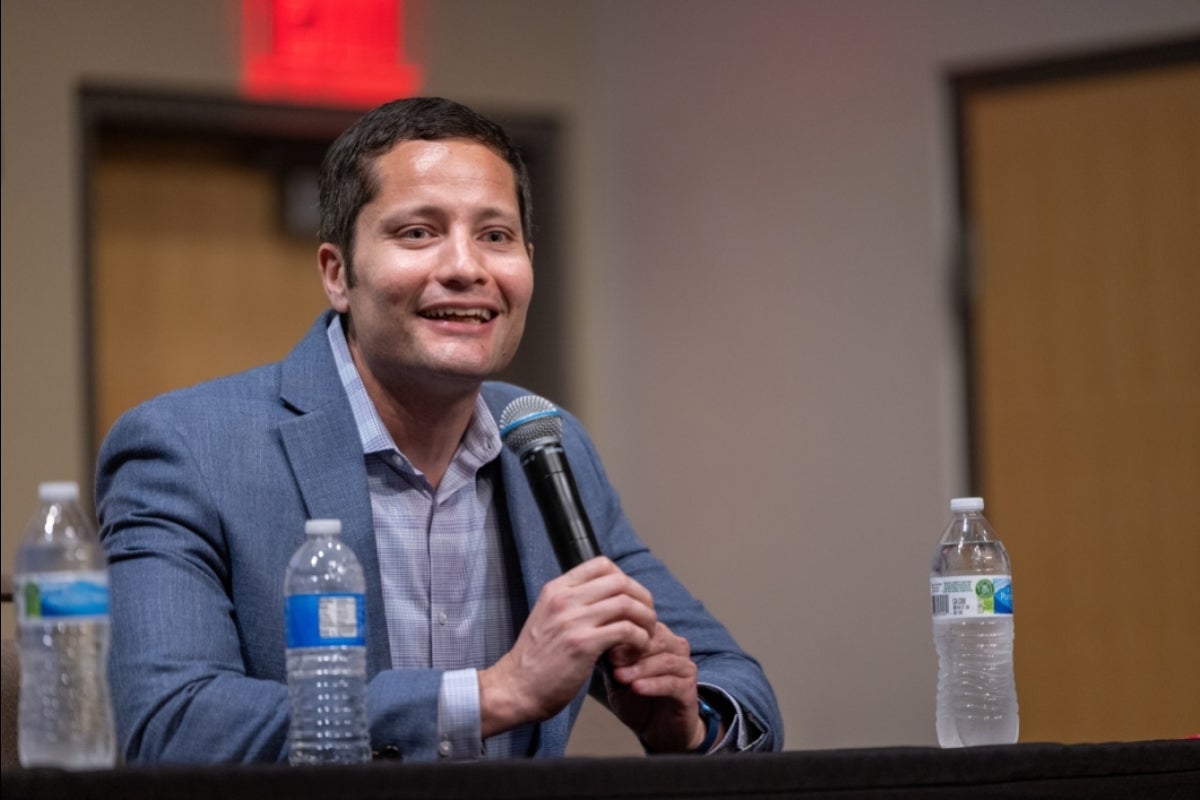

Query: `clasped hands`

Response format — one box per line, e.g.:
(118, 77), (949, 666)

(478, 556), (712, 752)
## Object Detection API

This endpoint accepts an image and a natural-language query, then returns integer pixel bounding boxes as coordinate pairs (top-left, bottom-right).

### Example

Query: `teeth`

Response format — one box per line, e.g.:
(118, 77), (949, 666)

(423, 307), (494, 322)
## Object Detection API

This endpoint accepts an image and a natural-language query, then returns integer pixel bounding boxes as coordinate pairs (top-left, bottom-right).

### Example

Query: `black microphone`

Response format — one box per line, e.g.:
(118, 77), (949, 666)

(500, 395), (625, 690)
(499, 394), (601, 571)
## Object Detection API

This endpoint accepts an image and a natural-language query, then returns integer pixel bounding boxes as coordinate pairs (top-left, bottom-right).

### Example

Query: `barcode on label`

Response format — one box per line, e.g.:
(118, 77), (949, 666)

(318, 595), (360, 639)
(932, 595), (949, 615)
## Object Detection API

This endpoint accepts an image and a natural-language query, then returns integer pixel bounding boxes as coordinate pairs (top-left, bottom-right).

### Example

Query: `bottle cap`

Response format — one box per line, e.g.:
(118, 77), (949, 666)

(38, 481), (80, 502)
(304, 518), (342, 536)
(950, 497), (984, 513)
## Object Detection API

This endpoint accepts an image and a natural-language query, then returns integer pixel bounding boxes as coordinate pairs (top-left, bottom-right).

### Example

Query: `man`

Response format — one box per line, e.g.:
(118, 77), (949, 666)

(97, 97), (781, 763)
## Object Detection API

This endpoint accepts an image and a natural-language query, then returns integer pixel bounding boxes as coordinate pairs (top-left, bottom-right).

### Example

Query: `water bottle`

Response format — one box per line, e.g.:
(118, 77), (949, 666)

(14, 481), (116, 768)
(930, 497), (1018, 747)
(284, 518), (371, 764)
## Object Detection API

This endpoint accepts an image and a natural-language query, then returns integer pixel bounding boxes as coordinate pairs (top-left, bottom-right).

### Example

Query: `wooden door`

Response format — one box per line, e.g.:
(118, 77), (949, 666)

(92, 135), (330, 451)
(960, 45), (1200, 742)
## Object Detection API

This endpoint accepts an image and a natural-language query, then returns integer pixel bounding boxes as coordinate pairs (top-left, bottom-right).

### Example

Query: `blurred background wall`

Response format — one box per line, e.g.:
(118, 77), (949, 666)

(3, 0), (1198, 754)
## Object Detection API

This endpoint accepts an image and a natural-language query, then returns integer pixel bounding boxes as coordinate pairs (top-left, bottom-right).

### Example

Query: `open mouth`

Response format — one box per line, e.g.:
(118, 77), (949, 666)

(419, 307), (496, 324)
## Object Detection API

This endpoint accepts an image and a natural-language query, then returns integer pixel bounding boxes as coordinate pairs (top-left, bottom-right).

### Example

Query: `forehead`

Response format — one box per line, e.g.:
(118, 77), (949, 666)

(366, 138), (520, 208)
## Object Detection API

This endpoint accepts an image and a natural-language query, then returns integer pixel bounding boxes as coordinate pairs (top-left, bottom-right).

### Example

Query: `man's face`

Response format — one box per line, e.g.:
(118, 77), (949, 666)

(320, 138), (534, 396)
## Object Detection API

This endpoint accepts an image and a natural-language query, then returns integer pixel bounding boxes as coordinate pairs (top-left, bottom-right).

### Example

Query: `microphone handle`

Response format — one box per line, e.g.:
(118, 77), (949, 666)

(520, 442), (626, 687)
(520, 444), (601, 570)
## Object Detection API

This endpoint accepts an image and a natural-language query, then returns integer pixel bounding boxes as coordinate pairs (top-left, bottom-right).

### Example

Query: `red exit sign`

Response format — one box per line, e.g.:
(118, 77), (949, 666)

(242, 0), (422, 108)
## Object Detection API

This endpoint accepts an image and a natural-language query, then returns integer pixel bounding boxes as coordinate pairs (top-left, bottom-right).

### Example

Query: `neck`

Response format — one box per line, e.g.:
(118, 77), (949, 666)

(380, 385), (480, 489)
(351, 363), (482, 490)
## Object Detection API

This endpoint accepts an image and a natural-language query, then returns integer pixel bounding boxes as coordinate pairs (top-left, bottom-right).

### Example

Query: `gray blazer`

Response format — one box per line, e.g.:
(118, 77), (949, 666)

(96, 311), (781, 763)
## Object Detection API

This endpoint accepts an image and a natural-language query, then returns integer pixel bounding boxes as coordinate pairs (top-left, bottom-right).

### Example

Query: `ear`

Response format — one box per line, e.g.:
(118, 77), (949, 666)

(318, 243), (351, 313)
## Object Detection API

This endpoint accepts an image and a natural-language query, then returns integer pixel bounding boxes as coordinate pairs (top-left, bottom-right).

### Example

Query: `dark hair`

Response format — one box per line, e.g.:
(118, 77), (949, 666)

(318, 97), (533, 280)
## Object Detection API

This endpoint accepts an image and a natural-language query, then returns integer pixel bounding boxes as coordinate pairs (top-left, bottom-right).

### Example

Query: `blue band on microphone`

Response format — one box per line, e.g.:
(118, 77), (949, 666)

(499, 408), (562, 438)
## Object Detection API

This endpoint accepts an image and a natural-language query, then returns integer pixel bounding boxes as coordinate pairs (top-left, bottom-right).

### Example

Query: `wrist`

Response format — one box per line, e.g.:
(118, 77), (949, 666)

(478, 662), (531, 738)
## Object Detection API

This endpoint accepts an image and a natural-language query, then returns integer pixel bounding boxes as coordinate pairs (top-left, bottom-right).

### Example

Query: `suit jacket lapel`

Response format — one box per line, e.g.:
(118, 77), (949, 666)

(276, 312), (391, 676)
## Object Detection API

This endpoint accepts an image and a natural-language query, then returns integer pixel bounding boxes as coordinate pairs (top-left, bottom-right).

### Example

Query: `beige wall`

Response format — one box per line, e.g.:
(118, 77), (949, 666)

(3, 0), (1198, 753)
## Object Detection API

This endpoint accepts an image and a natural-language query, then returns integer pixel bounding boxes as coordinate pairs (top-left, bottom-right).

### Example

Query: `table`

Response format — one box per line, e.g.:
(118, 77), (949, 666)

(3, 739), (1197, 799)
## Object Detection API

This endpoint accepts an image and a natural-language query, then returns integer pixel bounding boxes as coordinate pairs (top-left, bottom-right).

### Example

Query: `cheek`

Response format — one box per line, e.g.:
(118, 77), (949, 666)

(357, 258), (425, 302)
(502, 263), (535, 310)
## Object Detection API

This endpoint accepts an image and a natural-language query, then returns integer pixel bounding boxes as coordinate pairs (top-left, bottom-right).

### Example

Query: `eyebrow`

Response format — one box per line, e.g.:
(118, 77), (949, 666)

(377, 204), (521, 228)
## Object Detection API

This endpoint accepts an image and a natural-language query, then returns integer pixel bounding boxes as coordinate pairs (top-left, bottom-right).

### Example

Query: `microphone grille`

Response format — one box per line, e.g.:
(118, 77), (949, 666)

(499, 394), (564, 453)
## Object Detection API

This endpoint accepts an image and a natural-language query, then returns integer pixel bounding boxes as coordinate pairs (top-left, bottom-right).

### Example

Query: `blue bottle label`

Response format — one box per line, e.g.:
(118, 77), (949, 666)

(286, 593), (365, 647)
(16, 571), (109, 621)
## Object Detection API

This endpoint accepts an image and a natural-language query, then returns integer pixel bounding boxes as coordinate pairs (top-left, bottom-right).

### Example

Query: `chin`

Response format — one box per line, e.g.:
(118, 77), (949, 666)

(424, 346), (517, 382)
(422, 361), (505, 387)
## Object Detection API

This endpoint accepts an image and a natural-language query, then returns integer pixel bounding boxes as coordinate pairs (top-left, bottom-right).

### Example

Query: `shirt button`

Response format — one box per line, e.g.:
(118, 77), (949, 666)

(438, 611), (449, 625)
(438, 739), (452, 757)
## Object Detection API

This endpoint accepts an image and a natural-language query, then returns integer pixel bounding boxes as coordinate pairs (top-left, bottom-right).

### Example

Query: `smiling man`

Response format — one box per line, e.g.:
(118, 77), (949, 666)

(96, 97), (782, 763)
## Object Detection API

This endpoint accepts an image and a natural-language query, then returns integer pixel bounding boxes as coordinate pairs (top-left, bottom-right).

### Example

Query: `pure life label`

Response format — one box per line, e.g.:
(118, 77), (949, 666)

(16, 571), (109, 621)
(931, 576), (1013, 617)
(286, 593), (365, 648)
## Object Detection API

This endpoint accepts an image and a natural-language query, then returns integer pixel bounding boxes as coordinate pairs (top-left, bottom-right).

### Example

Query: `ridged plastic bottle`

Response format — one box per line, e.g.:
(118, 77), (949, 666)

(930, 497), (1019, 747)
(14, 481), (117, 768)
(284, 518), (371, 764)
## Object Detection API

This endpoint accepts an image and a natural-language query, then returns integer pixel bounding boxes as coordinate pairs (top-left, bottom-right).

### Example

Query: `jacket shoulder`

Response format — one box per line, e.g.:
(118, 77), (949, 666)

(140, 362), (283, 410)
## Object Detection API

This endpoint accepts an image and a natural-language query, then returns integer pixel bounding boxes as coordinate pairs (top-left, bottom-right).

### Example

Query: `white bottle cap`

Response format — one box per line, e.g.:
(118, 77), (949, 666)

(38, 481), (80, 502)
(950, 497), (984, 513)
(305, 518), (342, 536)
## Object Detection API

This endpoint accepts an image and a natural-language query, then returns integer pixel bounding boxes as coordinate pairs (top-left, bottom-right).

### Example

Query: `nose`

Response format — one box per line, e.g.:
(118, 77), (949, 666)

(436, 228), (488, 287)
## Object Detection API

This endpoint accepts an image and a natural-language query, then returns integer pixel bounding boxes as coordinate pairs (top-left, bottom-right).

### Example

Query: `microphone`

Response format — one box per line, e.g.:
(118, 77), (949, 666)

(499, 395), (601, 571)
(500, 394), (625, 690)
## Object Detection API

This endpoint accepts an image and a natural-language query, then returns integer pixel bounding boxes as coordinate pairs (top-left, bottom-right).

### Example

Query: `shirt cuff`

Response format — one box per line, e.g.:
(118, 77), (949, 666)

(699, 684), (760, 753)
(437, 668), (483, 759)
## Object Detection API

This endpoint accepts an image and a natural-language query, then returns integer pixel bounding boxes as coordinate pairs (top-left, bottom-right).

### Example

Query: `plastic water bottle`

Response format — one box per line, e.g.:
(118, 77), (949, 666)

(14, 481), (116, 768)
(930, 497), (1018, 747)
(284, 518), (371, 764)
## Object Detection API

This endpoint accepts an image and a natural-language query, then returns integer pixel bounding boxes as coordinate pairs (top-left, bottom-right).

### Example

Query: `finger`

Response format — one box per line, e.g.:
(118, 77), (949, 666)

(607, 642), (640, 668)
(613, 648), (695, 687)
(608, 618), (684, 667)
(559, 557), (656, 609)
(591, 616), (654, 657)
(585, 591), (658, 639)
(531, 580), (656, 657)
(625, 672), (697, 703)
(542, 573), (656, 638)
(611, 625), (693, 679)
(558, 555), (621, 586)
(636, 622), (690, 658)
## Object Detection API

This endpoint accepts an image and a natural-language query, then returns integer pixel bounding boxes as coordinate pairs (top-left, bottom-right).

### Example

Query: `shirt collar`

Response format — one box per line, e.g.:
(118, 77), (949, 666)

(325, 314), (502, 476)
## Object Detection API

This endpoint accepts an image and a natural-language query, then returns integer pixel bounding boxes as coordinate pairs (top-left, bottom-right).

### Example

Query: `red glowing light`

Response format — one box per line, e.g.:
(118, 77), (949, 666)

(242, 0), (422, 108)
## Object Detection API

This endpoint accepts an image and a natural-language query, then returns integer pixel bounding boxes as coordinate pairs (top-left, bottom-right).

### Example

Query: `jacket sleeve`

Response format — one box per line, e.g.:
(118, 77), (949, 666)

(96, 397), (447, 763)
(560, 410), (784, 752)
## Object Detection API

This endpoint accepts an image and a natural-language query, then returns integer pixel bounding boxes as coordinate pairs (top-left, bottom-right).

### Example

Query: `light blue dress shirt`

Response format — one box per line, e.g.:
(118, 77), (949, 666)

(328, 316), (530, 758)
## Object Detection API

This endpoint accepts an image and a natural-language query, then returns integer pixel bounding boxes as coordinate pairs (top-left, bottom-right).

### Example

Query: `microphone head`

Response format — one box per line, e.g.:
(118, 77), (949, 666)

(499, 394), (564, 455)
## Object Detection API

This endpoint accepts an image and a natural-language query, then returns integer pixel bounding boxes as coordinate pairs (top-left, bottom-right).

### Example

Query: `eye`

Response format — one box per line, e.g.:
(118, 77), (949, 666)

(482, 229), (513, 244)
(396, 226), (435, 242)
